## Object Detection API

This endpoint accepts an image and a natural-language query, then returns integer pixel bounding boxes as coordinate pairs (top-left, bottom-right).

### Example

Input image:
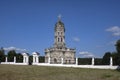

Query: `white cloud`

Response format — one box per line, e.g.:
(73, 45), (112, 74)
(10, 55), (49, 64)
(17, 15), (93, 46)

(79, 51), (95, 57)
(106, 26), (120, 36)
(73, 37), (80, 42)
(4, 46), (27, 52)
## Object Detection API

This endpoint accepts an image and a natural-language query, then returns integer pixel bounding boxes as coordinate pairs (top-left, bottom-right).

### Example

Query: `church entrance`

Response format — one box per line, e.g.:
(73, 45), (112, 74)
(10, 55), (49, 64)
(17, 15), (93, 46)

(54, 58), (57, 63)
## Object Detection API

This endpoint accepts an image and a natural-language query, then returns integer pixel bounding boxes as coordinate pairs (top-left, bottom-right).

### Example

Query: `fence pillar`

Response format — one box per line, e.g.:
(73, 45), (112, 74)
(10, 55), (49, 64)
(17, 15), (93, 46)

(5, 57), (7, 62)
(92, 57), (94, 65)
(76, 57), (78, 65)
(14, 56), (16, 63)
(110, 57), (113, 66)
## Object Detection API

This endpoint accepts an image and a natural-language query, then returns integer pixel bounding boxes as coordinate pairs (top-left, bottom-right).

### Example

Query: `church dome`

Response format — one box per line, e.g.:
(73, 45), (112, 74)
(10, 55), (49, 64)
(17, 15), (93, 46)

(55, 20), (65, 32)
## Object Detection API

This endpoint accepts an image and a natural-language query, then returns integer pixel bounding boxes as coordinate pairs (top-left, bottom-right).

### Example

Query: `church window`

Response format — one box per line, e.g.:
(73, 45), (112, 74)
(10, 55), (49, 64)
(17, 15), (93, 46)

(58, 37), (59, 42)
(61, 38), (63, 42)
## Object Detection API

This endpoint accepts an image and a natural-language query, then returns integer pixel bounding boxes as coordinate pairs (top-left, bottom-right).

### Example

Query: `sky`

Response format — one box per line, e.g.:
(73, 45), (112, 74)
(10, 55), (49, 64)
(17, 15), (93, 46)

(0, 0), (120, 58)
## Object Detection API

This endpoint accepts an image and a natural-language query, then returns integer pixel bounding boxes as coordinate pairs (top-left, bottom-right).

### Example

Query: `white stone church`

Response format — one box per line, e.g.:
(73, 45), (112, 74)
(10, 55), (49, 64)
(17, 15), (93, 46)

(45, 16), (76, 64)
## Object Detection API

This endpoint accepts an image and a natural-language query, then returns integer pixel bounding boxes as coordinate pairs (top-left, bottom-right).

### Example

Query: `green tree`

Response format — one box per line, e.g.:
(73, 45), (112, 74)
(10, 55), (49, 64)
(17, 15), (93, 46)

(111, 52), (120, 65)
(102, 52), (111, 65)
(115, 39), (120, 53)
(0, 47), (5, 62)
(94, 58), (102, 65)
(78, 58), (91, 65)
(16, 53), (23, 62)
(7, 50), (16, 62)
(111, 40), (120, 65)
(39, 56), (45, 63)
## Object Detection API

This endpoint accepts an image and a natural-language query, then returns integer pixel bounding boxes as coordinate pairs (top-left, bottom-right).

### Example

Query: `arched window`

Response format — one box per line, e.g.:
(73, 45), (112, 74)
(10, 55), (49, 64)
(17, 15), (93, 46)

(61, 38), (63, 42)
(58, 37), (59, 42)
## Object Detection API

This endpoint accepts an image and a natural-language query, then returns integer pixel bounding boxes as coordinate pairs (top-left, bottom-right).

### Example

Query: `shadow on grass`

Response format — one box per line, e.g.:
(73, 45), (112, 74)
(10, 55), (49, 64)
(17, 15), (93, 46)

(101, 74), (113, 79)
(116, 66), (120, 72)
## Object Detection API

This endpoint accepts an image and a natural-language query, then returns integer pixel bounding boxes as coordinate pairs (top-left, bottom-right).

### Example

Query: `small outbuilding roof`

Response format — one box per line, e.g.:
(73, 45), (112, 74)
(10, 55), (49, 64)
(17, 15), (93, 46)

(32, 52), (40, 55)
(22, 53), (29, 56)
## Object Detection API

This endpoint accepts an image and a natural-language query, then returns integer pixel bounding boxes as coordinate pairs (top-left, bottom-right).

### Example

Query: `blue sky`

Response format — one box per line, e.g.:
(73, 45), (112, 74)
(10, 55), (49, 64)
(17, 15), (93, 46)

(0, 0), (120, 58)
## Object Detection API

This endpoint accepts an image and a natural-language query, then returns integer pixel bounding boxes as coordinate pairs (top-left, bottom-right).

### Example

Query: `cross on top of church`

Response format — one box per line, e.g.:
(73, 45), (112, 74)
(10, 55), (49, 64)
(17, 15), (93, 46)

(58, 14), (62, 21)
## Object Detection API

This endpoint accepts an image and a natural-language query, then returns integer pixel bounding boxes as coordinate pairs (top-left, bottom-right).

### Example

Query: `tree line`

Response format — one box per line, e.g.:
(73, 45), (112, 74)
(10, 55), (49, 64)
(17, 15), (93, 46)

(0, 48), (23, 63)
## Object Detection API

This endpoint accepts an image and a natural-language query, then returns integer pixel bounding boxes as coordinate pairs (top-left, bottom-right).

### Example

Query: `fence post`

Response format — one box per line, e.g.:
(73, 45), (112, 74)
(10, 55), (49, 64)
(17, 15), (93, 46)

(110, 57), (113, 66)
(5, 57), (7, 62)
(76, 57), (78, 65)
(14, 56), (16, 63)
(92, 57), (94, 65)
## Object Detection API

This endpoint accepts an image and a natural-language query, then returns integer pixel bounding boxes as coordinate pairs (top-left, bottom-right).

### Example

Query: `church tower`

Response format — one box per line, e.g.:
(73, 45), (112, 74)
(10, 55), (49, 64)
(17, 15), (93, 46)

(45, 16), (75, 64)
(54, 16), (65, 48)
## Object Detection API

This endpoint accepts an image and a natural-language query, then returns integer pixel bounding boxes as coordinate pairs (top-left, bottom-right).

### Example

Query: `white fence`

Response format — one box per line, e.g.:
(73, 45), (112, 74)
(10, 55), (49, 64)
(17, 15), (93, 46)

(0, 54), (119, 70)
(33, 63), (118, 69)
(1, 62), (118, 69)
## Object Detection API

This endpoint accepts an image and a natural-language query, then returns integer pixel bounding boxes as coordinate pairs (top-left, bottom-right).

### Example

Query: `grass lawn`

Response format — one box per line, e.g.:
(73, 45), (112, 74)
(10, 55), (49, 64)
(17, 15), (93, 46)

(0, 64), (120, 80)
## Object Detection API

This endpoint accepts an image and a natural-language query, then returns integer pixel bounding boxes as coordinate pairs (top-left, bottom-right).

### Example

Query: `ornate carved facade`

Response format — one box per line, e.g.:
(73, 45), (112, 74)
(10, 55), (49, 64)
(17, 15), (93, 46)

(45, 16), (75, 64)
